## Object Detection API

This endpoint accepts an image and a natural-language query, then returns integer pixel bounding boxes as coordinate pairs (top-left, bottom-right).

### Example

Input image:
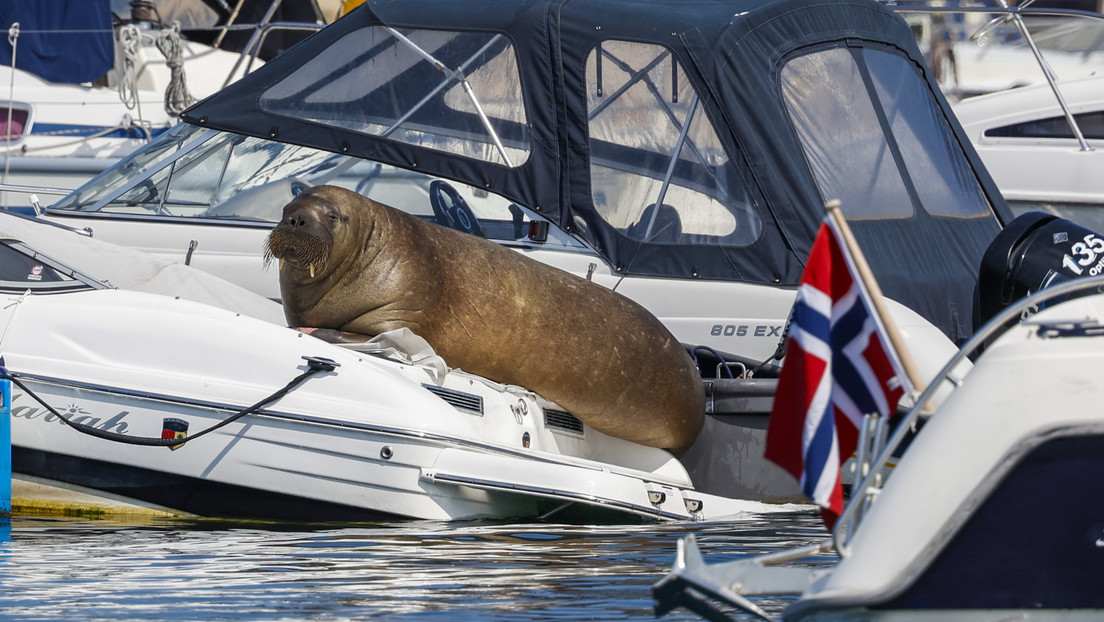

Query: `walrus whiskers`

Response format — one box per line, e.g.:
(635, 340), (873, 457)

(263, 228), (330, 274)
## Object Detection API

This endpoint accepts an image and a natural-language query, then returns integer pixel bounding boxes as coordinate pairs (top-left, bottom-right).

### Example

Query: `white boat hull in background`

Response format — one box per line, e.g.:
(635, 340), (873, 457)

(1, 26), (263, 200)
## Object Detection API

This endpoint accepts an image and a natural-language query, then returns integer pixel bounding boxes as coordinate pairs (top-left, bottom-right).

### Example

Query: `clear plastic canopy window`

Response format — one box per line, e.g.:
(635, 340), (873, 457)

(781, 45), (991, 221)
(258, 27), (531, 168)
(586, 40), (761, 247)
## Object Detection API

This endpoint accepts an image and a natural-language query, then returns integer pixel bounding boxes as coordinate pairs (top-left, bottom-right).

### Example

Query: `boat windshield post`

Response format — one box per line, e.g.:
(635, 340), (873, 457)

(381, 28), (514, 166)
(86, 128), (221, 212)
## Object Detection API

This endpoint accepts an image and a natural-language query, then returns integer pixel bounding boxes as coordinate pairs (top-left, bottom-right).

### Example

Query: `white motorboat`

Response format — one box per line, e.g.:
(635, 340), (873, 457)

(6, 0), (1020, 504)
(0, 0), (325, 198)
(0, 210), (782, 522)
(899, 3), (1104, 101)
(954, 74), (1104, 231)
(896, 4), (1104, 231)
(654, 272), (1104, 619)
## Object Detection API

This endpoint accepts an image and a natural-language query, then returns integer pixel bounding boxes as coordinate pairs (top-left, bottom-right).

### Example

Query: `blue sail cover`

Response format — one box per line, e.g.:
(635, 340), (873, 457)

(0, 0), (113, 84)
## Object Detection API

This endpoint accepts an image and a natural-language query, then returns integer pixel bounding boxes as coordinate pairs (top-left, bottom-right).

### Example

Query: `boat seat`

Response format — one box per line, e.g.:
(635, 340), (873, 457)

(202, 179), (310, 221)
(625, 203), (682, 243)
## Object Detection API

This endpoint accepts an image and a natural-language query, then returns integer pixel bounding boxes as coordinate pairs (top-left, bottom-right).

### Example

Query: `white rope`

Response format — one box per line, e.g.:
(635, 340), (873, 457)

(117, 24), (141, 113)
(156, 22), (194, 117)
(0, 290), (31, 353)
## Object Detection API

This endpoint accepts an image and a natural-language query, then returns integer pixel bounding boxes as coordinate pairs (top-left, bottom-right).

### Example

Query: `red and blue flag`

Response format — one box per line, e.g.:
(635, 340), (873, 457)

(765, 218), (910, 529)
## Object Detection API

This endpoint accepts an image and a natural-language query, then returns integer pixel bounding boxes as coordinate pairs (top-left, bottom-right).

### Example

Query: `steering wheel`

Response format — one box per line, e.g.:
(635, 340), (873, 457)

(429, 180), (485, 237)
(126, 178), (161, 210)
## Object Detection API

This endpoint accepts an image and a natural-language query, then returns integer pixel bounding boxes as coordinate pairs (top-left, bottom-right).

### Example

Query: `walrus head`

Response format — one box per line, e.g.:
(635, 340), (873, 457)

(263, 188), (348, 280)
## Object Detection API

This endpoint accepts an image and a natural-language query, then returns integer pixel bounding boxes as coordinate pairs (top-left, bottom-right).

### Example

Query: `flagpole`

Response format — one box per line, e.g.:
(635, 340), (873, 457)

(824, 200), (927, 395)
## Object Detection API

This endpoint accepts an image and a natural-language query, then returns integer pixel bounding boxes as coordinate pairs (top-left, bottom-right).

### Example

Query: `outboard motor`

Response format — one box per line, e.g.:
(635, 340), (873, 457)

(975, 211), (1104, 333)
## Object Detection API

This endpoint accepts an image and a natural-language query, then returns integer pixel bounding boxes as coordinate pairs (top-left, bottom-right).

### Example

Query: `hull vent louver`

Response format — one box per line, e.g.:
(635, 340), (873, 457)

(422, 384), (484, 414)
(545, 410), (584, 434)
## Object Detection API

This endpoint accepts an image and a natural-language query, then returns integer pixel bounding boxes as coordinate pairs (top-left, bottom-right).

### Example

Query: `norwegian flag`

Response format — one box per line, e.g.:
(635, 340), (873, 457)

(765, 218), (910, 529)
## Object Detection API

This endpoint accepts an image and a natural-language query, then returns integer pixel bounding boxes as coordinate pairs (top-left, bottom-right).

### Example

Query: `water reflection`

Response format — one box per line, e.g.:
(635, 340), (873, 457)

(0, 509), (831, 621)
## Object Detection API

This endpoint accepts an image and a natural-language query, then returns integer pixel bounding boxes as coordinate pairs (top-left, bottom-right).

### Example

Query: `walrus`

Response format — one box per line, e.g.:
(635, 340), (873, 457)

(263, 185), (704, 454)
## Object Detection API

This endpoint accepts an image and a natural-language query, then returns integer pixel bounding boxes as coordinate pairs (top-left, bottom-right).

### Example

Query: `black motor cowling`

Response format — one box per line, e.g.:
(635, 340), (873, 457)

(975, 211), (1104, 332)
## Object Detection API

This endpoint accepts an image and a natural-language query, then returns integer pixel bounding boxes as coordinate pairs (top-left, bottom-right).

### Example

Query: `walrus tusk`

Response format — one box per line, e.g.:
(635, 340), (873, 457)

(309, 263), (316, 278)
(280, 259), (285, 271)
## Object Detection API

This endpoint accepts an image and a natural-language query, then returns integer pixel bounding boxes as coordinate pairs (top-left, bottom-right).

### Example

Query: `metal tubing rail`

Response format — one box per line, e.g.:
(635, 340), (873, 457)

(381, 29), (514, 167)
(893, 4), (1104, 152)
(648, 95), (699, 240)
(832, 274), (1104, 557)
(0, 373), (9, 517)
(0, 183), (73, 197)
(220, 22), (325, 88)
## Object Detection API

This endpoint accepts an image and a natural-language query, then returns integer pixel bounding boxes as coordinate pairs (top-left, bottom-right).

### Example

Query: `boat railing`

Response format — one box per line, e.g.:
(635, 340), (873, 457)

(891, 2), (1104, 153)
(832, 273), (1104, 556)
(655, 277), (1104, 621)
(1, 15), (323, 207)
(2, 16), (324, 119)
(202, 21), (325, 89)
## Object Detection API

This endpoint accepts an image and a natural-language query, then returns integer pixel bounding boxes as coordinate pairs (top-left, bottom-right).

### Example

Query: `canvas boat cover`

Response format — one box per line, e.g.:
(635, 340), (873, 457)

(182, 0), (1013, 343)
(0, 212), (285, 325)
(0, 0), (114, 84)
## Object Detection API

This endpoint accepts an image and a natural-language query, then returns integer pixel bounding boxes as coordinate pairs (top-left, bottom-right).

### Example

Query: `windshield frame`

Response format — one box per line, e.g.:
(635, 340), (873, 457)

(0, 238), (107, 294)
(47, 122), (591, 251)
(51, 125), (222, 214)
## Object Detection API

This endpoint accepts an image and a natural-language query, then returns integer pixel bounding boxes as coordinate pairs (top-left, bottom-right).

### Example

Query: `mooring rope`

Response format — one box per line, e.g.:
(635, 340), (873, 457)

(157, 22), (194, 117)
(117, 24), (142, 113)
(0, 356), (339, 449)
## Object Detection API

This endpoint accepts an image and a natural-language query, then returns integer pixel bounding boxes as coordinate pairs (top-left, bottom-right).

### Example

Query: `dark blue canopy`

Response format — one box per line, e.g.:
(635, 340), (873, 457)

(183, 0), (1013, 343)
(0, 0), (114, 84)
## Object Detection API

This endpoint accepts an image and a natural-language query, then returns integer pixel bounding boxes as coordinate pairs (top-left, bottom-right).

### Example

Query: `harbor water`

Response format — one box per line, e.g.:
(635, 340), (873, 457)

(0, 509), (830, 621)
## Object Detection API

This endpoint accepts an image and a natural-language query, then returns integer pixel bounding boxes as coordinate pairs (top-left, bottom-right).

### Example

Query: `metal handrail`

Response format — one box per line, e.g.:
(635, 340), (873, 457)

(832, 274), (1104, 557)
(219, 21), (325, 88)
(892, 4), (1104, 152)
(0, 184), (71, 197)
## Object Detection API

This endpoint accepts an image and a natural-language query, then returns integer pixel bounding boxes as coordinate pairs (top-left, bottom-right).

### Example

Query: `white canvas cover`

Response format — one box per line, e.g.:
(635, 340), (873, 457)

(0, 212), (286, 326)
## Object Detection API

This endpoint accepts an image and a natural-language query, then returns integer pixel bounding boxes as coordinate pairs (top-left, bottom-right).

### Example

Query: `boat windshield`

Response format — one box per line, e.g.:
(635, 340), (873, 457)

(50, 123), (580, 248)
(0, 239), (104, 294)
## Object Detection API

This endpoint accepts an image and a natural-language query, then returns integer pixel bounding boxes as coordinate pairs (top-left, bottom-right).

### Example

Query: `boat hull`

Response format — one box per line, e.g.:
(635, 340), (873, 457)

(9, 374), (540, 521)
(3, 287), (764, 522)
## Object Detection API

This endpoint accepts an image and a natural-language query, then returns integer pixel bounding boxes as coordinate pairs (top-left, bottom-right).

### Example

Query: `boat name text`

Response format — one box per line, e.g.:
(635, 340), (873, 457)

(10, 391), (130, 434)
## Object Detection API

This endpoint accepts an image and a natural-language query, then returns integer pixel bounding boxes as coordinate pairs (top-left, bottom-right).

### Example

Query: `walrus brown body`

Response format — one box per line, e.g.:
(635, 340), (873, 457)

(265, 185), (704, 454)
